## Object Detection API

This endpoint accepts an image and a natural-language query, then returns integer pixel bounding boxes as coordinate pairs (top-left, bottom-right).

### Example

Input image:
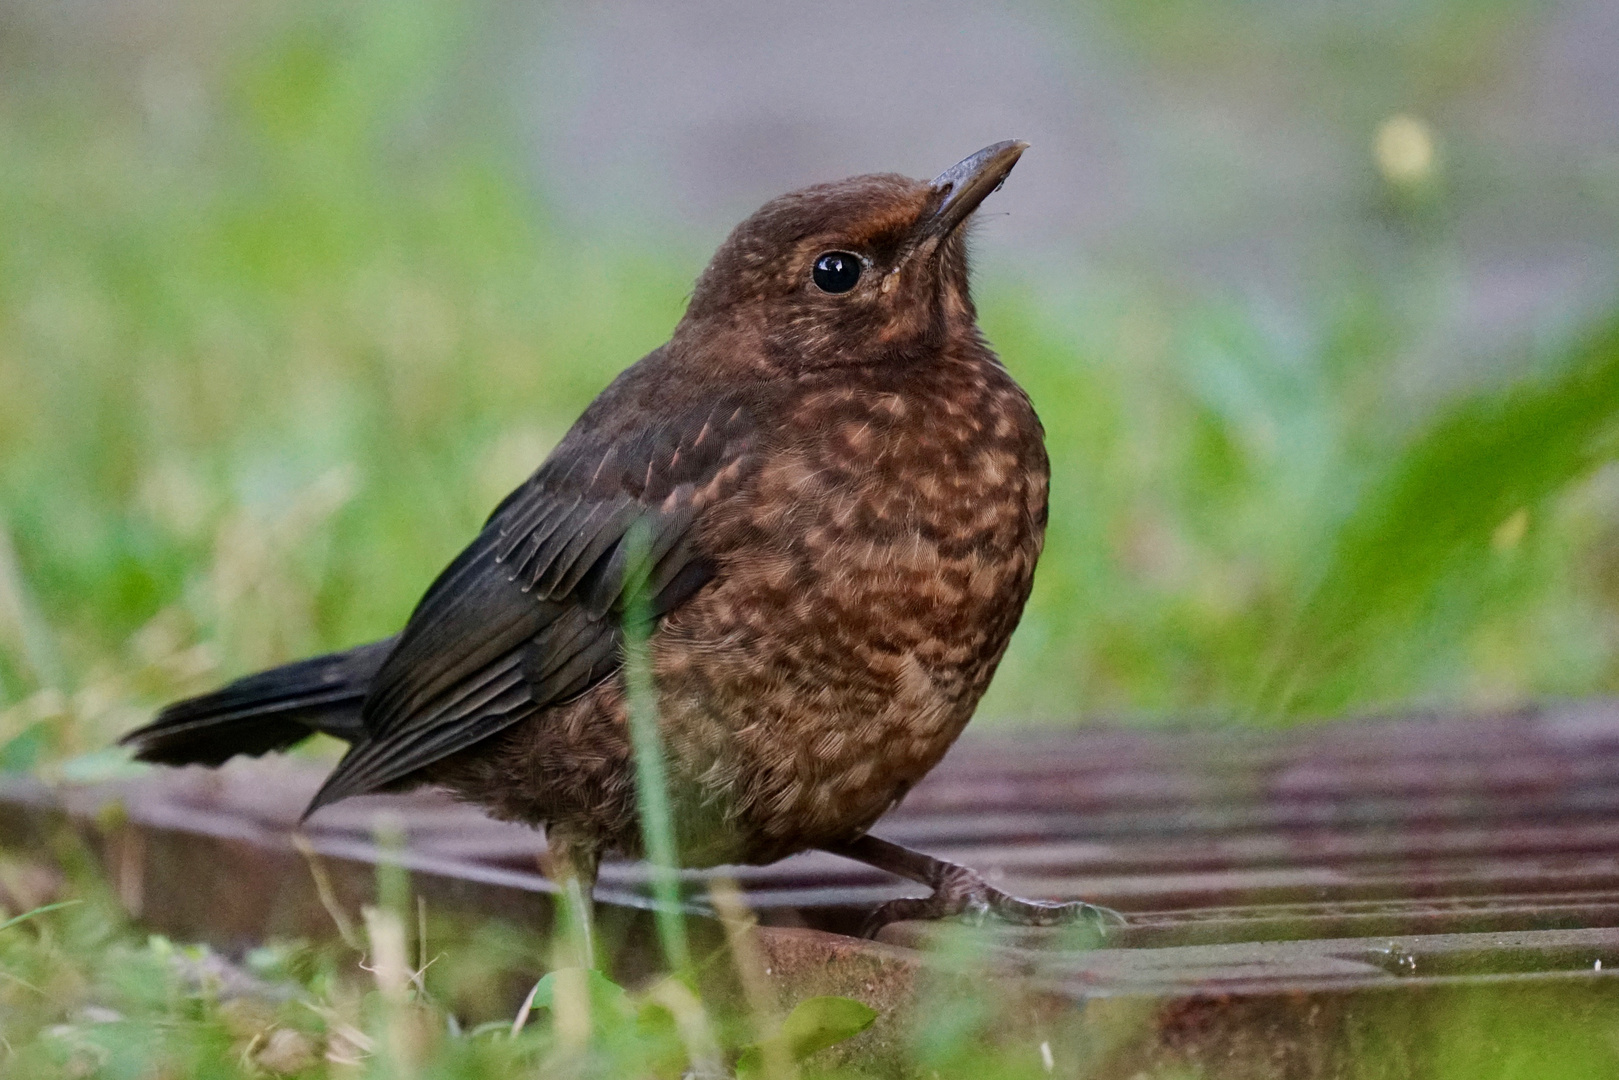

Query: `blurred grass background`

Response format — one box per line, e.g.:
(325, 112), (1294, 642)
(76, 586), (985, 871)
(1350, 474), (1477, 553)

(1, 0), (1618, 774)
(3, 3), (1619, 1077)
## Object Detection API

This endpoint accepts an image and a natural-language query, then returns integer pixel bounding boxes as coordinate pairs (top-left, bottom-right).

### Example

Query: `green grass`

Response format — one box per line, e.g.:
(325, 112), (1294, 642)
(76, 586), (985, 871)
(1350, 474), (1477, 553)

(2, 0), (1617, 749)
(2, 0), (1619, 1074)
(0, 0), (1612, 751)
(8, 875), (1619, 1080)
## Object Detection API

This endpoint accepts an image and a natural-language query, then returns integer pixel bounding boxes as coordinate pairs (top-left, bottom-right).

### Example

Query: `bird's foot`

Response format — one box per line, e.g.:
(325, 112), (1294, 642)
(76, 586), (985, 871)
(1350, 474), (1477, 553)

(860, 862), (1125, 939)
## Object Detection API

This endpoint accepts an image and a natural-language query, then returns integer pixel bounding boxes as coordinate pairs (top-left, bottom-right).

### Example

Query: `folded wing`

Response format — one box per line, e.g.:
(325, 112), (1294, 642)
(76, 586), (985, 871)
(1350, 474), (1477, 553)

(304, 393), (757, 816)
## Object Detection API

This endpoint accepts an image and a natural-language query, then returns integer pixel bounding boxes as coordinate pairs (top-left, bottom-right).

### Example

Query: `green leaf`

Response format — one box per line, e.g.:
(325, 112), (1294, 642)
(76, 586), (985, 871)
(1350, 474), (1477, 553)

(510, 967), (632, 1035)
(779, 995), (878, 1058)
(736, 995), (878, 1076)
(1255, 315), (1619, 718)
(0, 721), (50, 774)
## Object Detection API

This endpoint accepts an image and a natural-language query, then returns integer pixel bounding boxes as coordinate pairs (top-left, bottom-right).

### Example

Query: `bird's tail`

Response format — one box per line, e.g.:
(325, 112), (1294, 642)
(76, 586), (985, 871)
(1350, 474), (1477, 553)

(120, 637), (397, 767)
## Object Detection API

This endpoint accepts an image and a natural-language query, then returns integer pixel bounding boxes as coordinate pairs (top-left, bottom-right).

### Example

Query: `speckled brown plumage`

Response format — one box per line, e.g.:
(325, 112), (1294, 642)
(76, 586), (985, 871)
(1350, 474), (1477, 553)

(432, 349), (1046, 869)
(123, 142), (1121, 936)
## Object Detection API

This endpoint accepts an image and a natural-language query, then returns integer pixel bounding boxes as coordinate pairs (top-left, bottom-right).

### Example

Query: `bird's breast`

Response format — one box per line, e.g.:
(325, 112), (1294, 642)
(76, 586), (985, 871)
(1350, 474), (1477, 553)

(652, 360), (1048, 862)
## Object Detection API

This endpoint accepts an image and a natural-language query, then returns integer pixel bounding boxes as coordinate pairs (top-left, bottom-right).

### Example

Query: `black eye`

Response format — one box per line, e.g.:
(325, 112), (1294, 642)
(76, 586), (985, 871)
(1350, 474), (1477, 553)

(812, 251), (862, 293)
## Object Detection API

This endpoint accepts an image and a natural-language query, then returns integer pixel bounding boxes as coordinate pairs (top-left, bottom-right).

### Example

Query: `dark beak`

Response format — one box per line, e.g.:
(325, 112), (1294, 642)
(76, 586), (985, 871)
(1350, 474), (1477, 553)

(925, 140), (1029, 237)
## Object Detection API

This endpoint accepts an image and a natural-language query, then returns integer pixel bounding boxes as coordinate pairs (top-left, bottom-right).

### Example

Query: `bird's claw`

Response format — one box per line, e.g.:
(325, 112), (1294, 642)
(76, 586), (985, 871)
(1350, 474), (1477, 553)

(861, 864), (1125, 938)
(975, 888), (1126, 932)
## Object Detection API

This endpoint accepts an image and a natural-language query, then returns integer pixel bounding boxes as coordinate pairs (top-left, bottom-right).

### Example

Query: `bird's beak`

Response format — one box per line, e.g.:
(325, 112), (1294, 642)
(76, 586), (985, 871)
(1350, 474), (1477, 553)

(924, 140), (1029, 238)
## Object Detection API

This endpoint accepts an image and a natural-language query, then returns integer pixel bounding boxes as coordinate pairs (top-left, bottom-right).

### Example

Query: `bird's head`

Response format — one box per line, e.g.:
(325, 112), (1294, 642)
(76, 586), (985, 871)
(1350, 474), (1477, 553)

(678, 141), (1027, 373)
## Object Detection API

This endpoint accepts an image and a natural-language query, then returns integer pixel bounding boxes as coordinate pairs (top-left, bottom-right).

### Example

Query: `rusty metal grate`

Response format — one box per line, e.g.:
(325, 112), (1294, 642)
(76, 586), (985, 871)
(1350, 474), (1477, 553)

(7, 699), (1619, 1049)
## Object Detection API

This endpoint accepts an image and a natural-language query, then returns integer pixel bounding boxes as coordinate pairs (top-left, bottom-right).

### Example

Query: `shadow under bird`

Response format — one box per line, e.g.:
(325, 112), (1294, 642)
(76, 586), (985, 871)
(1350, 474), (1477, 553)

(122, 141), (1122, 943)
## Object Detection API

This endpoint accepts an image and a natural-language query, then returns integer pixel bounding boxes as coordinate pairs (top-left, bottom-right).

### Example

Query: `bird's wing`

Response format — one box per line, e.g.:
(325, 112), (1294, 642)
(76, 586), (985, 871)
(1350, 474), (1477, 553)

(303, 395), (758, 815)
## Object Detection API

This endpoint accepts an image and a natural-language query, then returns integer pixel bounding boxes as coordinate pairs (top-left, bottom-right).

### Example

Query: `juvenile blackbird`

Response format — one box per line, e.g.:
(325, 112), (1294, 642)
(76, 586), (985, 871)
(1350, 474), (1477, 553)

(123, 141), (1120, 938)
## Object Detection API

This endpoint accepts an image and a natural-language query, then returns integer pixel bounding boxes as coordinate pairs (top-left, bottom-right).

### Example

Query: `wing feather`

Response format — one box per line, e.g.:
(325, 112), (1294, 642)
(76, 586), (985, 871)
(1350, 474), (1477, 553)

(302, 386), (760, 817)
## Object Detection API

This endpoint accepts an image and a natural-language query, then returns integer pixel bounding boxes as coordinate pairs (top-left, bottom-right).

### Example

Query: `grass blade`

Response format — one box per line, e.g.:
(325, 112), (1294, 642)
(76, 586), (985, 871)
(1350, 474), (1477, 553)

(0, 898), (81, 934)
(621, 522), (691, 973)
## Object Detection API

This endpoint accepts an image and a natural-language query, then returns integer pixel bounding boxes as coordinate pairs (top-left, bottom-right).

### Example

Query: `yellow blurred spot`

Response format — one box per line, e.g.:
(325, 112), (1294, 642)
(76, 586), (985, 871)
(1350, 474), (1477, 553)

(1374, 114), (1436, 184)
(1492, 507), (1530, 552)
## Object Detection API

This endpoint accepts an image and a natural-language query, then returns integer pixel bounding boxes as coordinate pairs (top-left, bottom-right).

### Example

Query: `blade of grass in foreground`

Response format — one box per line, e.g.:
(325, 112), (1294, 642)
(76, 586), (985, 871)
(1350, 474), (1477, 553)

(0, 899), (81, 934)
(622, 522), (691, 973)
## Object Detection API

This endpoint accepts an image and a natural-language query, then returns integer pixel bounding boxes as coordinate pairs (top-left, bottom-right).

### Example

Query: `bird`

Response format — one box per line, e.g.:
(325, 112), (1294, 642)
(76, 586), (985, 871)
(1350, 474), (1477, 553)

(121, 141), (1121, 946)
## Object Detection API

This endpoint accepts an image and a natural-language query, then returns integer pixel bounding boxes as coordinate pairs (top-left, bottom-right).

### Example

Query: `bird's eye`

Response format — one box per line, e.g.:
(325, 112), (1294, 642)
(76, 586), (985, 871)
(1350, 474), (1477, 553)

(812, 251), (862, 294)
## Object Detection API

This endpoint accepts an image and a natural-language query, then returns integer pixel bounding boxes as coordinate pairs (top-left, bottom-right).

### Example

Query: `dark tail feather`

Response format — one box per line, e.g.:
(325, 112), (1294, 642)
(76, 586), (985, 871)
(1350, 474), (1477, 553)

(121, 637), (397, 767)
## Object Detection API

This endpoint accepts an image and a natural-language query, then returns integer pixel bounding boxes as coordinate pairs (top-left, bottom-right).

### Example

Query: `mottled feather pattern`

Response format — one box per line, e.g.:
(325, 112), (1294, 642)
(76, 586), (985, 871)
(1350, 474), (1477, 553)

(126, 149), (1054, 895)
(432, 348), (1047, 868)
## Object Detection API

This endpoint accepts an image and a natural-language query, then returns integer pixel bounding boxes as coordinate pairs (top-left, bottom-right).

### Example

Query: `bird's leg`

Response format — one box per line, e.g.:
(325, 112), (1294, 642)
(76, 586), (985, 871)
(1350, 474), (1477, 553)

(821, 833), (1125, 939)
(544, 836), (601, 970)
